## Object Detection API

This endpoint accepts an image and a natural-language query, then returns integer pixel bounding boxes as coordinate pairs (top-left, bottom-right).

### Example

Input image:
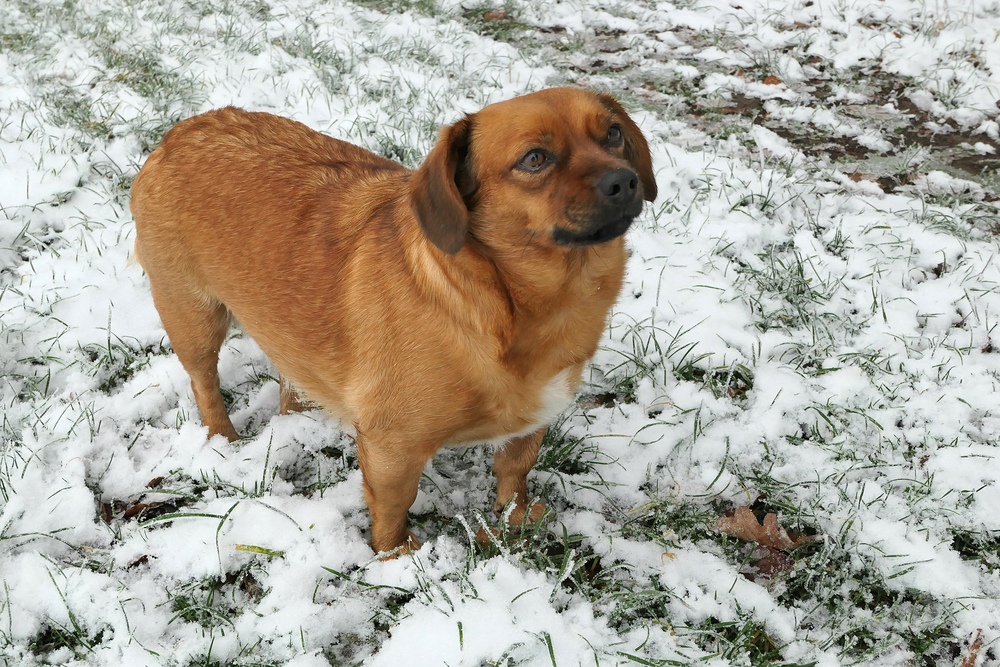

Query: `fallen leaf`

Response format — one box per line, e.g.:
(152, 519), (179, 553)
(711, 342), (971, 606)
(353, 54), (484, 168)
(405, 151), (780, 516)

(751, 547), (793, 578)
(763, 75), (782, 85)
(960, 629), (983, 667)
(483, 9), (508, 20)
(121, 499), (180, 521)
(847, 172), (878, 183)
(127, 555), (150, 570)
(122, 503), (151, 520)
(713, 506), (816, 551)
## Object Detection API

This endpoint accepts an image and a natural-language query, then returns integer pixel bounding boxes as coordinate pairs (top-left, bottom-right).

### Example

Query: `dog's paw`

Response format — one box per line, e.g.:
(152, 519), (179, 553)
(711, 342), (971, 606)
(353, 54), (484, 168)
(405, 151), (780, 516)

(496, 497), (551, 526)
(376, 530), (422, 560)
(513, 499), (549, 525)
(475, 502), (553, 549)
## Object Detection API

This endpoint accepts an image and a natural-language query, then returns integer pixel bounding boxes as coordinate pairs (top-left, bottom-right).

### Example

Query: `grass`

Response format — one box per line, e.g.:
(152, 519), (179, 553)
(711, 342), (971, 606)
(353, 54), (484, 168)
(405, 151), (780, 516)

(167, 562), (268, 629)
(78, 333), (169, 394)
(777, 544), (961, 664)
(601, 316), (756, 406)
(26, 624), (107, 663)
(461, 2), (534, 43)
(18, 571), (111, 663)
(951, 529), (1000, 571)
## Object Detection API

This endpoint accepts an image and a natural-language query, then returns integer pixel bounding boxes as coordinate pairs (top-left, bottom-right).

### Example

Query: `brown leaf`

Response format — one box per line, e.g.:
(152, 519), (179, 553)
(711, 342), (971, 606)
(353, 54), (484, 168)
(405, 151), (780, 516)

(847, 172), (878, 183)
(127, 555), (150, 570)
(483, 9), (508, 20)
(121, 499), (179, 521)
(239, 572), (264, 600)
(762, 75), (782, 86)
(751, 546), (794, 578)
(714, 506), (816, 551)
(122, 503), (151, 520)
(960, 629), (984, 667)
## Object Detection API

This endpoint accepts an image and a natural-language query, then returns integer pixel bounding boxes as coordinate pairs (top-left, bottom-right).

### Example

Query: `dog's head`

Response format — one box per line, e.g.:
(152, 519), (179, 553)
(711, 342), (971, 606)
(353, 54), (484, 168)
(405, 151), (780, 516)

(409, 88), (657, 254)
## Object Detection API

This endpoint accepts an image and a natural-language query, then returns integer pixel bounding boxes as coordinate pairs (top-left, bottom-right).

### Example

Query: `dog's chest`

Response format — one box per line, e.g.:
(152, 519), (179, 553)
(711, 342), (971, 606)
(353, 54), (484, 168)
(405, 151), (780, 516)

(530, 368), (575, 429)
(453, 367), (578, 448)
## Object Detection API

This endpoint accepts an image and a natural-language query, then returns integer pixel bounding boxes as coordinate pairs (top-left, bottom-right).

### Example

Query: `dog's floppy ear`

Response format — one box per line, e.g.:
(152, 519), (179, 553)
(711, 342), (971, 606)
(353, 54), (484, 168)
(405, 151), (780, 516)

(410, 117), (474, 254)
(597, 93), (657, 202)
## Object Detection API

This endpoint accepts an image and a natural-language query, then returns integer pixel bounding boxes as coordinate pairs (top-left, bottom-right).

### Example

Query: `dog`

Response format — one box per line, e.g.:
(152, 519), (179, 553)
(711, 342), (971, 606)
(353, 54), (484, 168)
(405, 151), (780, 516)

(130, 87), (657, 555)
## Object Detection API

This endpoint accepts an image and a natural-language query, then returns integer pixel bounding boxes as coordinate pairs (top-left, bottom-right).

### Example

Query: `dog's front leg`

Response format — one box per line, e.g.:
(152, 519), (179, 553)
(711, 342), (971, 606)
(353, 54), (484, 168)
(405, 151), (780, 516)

(493, 429), (548, 525)
(356, 429), (432, 557)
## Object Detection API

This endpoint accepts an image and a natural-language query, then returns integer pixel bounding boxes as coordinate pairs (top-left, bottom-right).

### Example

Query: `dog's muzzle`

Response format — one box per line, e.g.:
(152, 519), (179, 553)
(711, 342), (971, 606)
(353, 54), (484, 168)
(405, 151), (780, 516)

(553, 168), (643, 246)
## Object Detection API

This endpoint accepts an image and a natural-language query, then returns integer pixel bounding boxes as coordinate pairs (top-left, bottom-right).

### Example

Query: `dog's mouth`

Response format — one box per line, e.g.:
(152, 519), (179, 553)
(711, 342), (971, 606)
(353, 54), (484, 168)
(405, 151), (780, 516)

(552, 211), (637, 247)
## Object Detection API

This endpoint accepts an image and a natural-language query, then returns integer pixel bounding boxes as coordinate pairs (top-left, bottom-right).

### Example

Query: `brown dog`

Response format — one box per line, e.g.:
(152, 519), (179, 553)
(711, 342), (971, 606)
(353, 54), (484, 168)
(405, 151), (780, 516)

(130, 88), (656, 555)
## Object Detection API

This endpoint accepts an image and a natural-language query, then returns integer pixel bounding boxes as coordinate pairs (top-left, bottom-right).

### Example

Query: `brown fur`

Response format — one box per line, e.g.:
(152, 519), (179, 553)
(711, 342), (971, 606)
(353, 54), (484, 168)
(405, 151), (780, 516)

(130, 88), (656, 555)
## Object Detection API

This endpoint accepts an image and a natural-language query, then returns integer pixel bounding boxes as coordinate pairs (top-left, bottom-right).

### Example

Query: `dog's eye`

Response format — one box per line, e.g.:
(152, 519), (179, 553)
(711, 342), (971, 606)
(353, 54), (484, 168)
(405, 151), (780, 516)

(518, 149), (549, 172)
(606, 125), (623, 147)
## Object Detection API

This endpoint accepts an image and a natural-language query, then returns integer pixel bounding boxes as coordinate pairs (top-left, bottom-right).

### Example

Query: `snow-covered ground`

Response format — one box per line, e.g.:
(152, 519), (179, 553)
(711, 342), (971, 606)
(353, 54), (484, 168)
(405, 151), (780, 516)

(2, 0), (1000, 664)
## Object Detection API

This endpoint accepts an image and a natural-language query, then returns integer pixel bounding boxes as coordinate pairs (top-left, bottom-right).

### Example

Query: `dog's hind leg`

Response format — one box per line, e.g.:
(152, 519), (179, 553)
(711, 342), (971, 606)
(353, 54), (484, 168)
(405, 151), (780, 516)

(493, 428), (548, 525)
(148, 282), (239, 442)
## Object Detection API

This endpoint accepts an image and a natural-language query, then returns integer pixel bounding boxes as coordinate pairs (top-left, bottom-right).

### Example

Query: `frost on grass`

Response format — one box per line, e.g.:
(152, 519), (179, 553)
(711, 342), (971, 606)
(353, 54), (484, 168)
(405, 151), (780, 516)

(2, 0), (1000, 665)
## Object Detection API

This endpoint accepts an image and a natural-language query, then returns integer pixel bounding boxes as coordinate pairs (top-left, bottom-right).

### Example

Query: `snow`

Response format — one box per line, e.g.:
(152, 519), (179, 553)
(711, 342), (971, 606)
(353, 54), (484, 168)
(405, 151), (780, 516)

(3, 0), (1000, 664)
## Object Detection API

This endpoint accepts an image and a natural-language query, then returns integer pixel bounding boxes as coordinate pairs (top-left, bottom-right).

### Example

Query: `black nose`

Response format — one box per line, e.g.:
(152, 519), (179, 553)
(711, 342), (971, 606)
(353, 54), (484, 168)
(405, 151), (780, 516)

(597, 168), (638, 205)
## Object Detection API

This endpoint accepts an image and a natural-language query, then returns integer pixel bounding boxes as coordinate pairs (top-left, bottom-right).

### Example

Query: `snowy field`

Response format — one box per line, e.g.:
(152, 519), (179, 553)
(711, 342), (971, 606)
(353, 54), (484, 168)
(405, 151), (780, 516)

(2, 0), (1000, 664)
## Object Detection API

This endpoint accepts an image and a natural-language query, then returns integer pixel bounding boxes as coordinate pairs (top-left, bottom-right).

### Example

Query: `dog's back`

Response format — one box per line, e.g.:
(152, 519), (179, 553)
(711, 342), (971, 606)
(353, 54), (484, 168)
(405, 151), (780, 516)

(132, 107), (406, 263)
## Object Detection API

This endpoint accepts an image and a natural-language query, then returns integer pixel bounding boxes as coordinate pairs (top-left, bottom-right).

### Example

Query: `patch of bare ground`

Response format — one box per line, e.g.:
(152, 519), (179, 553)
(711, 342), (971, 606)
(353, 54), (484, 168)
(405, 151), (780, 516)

(504, 18), (1000, 203)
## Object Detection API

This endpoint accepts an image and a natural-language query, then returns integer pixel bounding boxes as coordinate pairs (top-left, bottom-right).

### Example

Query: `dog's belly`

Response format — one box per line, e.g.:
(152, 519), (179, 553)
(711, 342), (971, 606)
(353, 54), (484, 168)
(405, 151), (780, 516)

(449, 368), (577, 448)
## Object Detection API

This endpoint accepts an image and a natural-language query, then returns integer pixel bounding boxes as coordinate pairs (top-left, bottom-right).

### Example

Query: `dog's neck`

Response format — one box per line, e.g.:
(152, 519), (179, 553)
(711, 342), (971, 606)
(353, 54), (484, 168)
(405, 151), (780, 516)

(479, 233), (626, 307)
(452, 235), (628, 376)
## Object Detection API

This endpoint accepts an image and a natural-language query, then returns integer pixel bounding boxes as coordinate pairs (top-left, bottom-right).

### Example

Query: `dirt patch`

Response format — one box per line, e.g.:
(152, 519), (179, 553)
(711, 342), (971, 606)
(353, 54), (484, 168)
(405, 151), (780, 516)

(508, 19), (1000, 201)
